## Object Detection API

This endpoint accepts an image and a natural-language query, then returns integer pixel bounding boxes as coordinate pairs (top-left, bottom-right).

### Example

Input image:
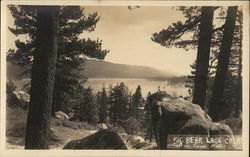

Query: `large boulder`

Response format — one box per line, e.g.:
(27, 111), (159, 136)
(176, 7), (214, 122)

(63, 129), (127, 149)
(148, 92), (233, 149)
(13, 90), (30, 109)
(219, 118), (242, 150)
(219, 118), (242, 135)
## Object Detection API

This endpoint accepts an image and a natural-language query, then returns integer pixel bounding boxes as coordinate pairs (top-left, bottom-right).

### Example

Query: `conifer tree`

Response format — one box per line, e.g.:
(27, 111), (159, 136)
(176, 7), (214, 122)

(151, 6), (243, 118)
(192, 7), (214, 109)
(99, 87), (108, 123)
(144, 92), (153, 142)
(209, 6), (238, 121)
(131, 85), (144, 118)
(80, 87), (98, 124)
(109, 82), (130, 126)
(25, 6), (59, 149)
(7, 5), (109, 115)
(152, 7), (214, 109)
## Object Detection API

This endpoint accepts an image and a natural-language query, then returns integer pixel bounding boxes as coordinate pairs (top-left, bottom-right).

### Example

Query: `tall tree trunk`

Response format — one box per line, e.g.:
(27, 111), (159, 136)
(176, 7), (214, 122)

(235, 48), (242, 118)
(192, 7), (214, 109)
(25, 6), (59, 149)
(51, 74), (62, 116)
(208, 6), (238, 121)
(235, 17), (242, 118)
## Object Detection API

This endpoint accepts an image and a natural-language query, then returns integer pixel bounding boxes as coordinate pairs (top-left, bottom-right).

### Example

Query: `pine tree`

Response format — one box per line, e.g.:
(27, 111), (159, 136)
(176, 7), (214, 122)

(144, 92), (153, 142)
(151, 6), (243, 118)
(99, 87), (108, 123)
(152, 7), (215, 108)
(79, 87), (98, 124)
(7, 5), (109, 115)
(192, 7), (214, 109)
(25, 6), (59, 149)
(190, 8), (243, 115)
(109, 82), (130, 126)
(209, 6), (238, 121)
(131, 85), (144, 118)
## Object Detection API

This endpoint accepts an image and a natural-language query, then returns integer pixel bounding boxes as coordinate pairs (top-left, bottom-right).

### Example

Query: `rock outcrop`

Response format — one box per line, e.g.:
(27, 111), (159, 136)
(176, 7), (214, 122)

(63, 129), (127, 149)
(148, 92), (233, 149)
(13, 91), (30, 109)
(55, 111), (69, 120)
(220, 118), (242, 135)
(6, 84), (21, 107)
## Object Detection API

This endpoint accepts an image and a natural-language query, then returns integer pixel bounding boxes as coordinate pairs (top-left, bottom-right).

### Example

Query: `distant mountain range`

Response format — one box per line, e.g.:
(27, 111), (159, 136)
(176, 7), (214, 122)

(84, 59), (175, 78)
(7, 59), (175, 79)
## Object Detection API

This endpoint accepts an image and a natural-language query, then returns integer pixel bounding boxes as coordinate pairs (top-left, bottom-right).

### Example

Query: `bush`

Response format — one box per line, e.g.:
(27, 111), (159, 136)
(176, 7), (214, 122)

(109, 125), (126, 134)
(124, 116), (141, 135)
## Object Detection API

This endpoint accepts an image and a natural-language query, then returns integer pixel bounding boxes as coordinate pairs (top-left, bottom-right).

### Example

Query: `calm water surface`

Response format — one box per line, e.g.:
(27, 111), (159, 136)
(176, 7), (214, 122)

(13, 78), (189, 98)
(86, 78), (189, 98)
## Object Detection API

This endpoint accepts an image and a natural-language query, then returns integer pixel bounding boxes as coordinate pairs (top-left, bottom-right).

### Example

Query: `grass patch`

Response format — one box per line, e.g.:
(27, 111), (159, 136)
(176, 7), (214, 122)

(6, 122), (26, 137)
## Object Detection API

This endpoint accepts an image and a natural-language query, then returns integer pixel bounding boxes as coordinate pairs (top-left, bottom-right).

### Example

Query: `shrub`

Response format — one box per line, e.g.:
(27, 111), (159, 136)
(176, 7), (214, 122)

(109, 125), (126, 134)
(124, 116), (141, 135)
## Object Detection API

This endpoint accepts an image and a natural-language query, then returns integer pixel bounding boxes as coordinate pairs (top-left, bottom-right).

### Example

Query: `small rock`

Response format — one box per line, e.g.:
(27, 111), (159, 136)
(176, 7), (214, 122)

(55, 111), (69, 120)
(127, 135), (145, 145)
(97, 123), (107, 130)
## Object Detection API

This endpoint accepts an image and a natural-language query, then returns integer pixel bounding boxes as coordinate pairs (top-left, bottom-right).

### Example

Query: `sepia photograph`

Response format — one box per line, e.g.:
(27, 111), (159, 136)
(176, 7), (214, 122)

(0, 0), (249, 157)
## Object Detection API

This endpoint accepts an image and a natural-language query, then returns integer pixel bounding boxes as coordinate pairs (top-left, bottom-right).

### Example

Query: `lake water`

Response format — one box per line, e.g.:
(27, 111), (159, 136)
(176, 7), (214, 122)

(13, 78), (189, 98)
(86, 78), (189, 98)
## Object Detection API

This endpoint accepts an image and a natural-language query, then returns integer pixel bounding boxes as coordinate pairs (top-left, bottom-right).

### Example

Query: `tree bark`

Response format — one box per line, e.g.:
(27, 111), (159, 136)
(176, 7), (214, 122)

(235, 49), (242, 118)
(192, 7), (214, 109)
(25, 6), (59, 149)
(235, 17), (242, 118)
(208, 6), (238, 121)
(51, 74), (62, 116)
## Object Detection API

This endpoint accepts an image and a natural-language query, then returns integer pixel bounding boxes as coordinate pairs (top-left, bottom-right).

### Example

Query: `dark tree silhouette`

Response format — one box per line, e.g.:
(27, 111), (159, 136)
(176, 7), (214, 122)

(209, 6), (238, 121)
(151, 7), (216, 108)
(109, 82), (130, 126)
(151, 7), (242, 118)
(131, 85), (144, 118)
(99, 87), (108, 123)
(79, 87), (98, 124)
(144, 92), (153, 142)
(192, 7), (214, 109)
(7, 5), (109, 116)
(25, 6), (59, 149)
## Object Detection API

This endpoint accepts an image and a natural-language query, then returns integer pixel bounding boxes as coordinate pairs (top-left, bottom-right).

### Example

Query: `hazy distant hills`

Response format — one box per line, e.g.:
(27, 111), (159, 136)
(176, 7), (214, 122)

(7, 59), (175, 79)
(84, 59), (175, 78)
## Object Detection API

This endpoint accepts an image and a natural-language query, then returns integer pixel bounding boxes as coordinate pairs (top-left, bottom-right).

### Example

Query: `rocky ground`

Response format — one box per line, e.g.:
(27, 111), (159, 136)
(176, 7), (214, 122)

(6, 87), (241, 150)
(6, 105), (157, 150)
(6, 106), (94, 149)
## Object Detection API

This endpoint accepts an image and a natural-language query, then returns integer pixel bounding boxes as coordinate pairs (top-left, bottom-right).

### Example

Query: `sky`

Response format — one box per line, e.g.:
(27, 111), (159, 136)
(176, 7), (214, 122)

(83, 6), (197, 75)
(6, 6), (197, 75)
